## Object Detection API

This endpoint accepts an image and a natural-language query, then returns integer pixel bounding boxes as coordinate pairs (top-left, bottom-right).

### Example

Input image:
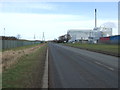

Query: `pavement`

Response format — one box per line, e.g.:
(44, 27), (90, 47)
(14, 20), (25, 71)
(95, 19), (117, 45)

(48, 42), (118, 88)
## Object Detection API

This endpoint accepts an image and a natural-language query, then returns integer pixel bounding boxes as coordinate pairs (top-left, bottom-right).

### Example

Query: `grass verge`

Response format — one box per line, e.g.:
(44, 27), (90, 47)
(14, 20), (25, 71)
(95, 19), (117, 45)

(2, 44), (47, 88)
(64, 43), (119, 56)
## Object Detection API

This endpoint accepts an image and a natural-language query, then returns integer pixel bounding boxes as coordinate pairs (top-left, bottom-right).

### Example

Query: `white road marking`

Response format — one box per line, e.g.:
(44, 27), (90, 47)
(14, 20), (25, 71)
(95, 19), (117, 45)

(94, 61), (114, 71)
(42, 48), (48, 88)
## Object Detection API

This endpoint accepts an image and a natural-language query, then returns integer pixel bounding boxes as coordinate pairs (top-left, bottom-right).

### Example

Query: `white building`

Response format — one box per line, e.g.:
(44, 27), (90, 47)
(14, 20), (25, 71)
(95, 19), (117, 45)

(67, 29), (92, 42)
(89, 27), (112, 43)
(67, 27), (112, 43)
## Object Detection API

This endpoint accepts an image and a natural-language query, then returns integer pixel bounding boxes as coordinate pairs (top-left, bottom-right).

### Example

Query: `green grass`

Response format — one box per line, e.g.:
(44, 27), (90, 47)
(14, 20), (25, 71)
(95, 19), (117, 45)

(64, 43), (119, 54)
(2, 43), (42, 52)
(2, 44), (47, 88)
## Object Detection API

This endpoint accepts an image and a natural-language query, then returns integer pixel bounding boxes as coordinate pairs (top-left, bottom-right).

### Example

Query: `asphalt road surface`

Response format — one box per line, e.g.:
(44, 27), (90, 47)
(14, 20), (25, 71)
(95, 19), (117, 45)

(48, 43), (118, 88)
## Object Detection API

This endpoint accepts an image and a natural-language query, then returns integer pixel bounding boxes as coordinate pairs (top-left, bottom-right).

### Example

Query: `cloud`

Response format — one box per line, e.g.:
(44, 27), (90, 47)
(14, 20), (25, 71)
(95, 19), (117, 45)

(0, 13), (118, 40)
(26, 3), (56, 10)
(0, 2), (57, 13)
(100, 22), (117, 28)
(0, 13), (84, 40)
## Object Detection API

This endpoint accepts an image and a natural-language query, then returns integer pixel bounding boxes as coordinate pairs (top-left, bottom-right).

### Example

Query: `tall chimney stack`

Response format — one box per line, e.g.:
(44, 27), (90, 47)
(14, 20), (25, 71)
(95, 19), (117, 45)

(95, 9), (97, 27)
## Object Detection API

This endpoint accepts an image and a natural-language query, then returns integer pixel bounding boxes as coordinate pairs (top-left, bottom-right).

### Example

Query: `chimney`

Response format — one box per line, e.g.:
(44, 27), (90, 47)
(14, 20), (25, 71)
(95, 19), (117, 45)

(95, 9), (97, 27)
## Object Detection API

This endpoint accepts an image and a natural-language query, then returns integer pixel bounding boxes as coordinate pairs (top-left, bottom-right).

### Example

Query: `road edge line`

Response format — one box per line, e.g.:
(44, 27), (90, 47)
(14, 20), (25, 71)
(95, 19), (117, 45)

(94, 61), (114, 71)
(42, 48), (48, 88)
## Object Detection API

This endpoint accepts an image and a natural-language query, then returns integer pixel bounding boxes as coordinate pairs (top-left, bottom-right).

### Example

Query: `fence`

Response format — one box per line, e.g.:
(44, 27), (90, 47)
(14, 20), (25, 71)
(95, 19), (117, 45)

(98, 35), (120, 44)
(1, 40), (42, 50)
(0, 40), (1, 51)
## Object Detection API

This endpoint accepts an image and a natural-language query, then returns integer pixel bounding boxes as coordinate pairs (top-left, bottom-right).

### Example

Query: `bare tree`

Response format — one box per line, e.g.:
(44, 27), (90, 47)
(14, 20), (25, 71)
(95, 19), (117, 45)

(16, 34), (21, 39)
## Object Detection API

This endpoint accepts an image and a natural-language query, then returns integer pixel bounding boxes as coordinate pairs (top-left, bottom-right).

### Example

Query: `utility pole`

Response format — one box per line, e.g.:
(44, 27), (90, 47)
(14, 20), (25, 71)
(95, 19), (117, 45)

(4, 28), (5, 36)
(33, 34), (36, 44)
(42, 32), (45, 41)
(34, 34), (35, 40)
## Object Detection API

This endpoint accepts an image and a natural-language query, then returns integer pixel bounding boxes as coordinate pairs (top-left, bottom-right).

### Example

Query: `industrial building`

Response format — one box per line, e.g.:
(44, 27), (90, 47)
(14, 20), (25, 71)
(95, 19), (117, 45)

(67, 9), (112, 43)
(67, 29), (92, 42)
(88, 27), (112, 43)
(58, 9), (116, 44)
(67, 27), (112, 43)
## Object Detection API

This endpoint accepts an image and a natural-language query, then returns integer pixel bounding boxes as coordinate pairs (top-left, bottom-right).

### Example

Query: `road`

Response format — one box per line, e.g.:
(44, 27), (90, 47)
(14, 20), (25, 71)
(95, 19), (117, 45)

(48, 43), (118, 88)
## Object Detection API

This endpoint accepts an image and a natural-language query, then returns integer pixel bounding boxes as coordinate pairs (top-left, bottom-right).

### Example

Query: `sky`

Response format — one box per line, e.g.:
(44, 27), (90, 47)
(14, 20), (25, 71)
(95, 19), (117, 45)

(0, 0), (119, 40)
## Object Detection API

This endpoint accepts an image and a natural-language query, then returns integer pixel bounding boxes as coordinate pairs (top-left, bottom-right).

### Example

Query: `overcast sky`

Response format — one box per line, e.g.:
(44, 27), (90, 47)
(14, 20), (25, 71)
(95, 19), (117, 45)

(0, 1), (118, 40)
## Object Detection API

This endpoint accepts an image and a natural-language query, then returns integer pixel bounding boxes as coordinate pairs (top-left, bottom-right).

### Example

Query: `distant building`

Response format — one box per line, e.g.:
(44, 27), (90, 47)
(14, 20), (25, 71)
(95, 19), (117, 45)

(67, 27), (112, 43)
(67, 29), (92, 42)
(89, 27), (112, 43)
